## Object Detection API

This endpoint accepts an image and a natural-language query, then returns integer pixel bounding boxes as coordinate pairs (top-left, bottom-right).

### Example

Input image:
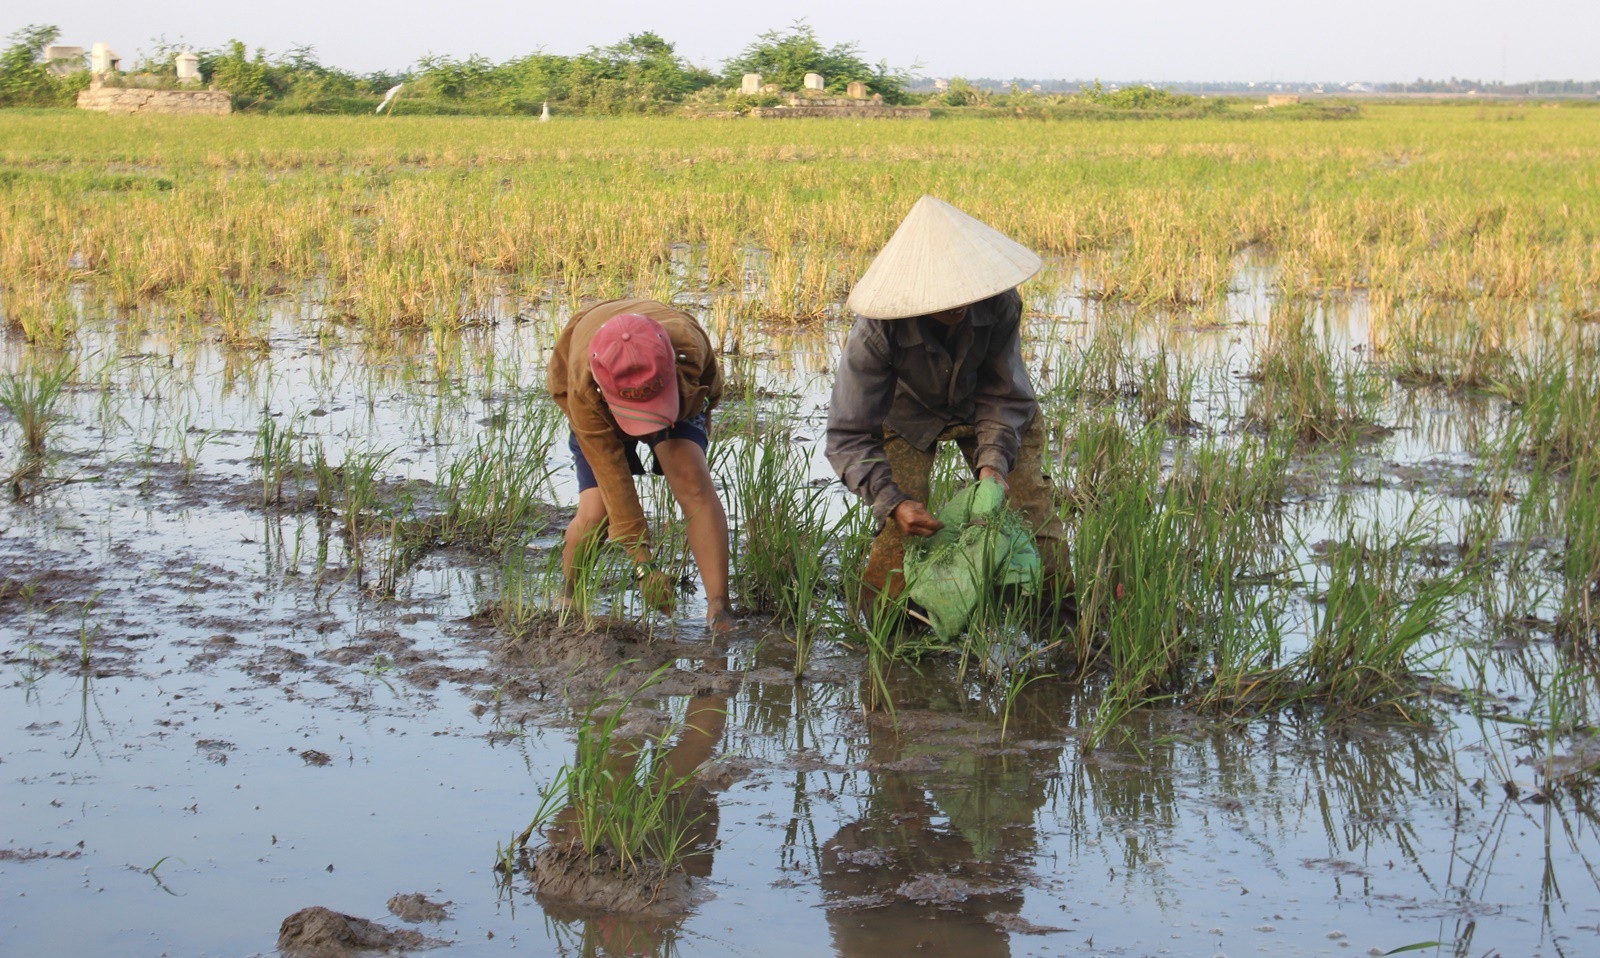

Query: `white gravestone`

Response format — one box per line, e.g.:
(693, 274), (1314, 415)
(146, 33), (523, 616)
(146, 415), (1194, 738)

(175, 52), (201, 84)
(90, 42), (121, 75)
(803, 73), (824, 91)
(741, 73), (761, 95)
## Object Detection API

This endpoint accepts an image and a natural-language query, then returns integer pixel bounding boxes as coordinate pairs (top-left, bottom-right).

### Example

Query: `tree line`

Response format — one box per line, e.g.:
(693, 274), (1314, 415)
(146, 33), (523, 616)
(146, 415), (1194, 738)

(0, 21), (918, 113)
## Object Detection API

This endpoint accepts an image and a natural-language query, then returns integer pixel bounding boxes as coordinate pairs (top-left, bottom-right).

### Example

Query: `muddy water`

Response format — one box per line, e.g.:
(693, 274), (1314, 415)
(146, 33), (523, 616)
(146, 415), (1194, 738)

(3, 291), (1598, 958)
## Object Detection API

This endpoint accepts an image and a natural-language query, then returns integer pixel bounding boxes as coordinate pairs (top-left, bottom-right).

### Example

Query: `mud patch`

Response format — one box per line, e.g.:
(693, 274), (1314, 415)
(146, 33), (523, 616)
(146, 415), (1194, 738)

(530, 841), (692, 916)
(896, 873), (985, 905)
(0, 847), (83, 862)
(986, 911), (1067, 934)
(386, 892), (452, 923)
(494, 610), (718, 698)
(277, 905), (441, 957)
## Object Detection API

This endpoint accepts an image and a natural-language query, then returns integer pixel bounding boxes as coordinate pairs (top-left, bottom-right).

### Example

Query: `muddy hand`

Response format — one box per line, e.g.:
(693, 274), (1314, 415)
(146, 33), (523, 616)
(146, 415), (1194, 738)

(639, 569), (678, 615)
(892, 499), (944, 537)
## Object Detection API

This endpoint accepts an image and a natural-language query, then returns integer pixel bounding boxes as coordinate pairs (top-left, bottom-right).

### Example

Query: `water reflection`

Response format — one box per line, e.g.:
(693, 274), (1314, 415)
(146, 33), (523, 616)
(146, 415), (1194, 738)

(68, 667), (107, 760)
(820, 671), (1065, 956)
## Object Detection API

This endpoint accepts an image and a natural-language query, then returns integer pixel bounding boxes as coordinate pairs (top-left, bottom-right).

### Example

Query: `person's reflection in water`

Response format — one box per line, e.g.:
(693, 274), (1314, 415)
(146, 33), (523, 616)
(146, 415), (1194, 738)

(821, 671), (1064, 957)
(540, 660), (729, 958)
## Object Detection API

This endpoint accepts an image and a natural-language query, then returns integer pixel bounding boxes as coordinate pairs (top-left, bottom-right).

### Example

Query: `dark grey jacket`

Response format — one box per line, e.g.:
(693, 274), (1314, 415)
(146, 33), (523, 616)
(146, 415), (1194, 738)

(825, 289), (1039, 520)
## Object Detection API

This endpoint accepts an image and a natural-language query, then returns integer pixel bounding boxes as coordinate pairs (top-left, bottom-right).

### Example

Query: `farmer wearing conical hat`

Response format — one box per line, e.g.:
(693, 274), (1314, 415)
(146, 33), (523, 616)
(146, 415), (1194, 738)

(825, 196), (1072, 621)
(549, 299), (734, 632)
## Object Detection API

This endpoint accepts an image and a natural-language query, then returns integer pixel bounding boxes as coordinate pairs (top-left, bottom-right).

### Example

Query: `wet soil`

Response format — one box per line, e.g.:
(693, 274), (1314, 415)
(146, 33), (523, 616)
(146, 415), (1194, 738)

(4, 315), (1598, 958)
(278, 905), (440, 957)
(530, 841), (693, 916)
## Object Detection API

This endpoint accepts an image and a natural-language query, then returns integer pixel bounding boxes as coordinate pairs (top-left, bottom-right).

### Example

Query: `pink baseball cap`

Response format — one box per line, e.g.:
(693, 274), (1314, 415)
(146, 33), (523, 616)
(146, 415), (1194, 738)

(589, 313), (680, 437)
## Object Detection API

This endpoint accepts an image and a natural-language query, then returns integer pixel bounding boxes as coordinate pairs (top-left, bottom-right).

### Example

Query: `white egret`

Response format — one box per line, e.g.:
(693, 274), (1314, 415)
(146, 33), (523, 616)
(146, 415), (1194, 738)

(376, 83), (403, 114)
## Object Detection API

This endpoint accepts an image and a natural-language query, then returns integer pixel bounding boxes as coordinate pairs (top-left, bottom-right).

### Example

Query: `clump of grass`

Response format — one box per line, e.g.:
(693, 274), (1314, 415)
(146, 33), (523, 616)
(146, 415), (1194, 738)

(1557, 453), (1600, 639)
(1293, 521), (1467, 720)
(491, 539), (553, 637)
(1071, 456), (1199, 747)
(1198, 516), (1471, 724)
(1382, 299), (1522, 394)
(1, 284), (78, 347)
(1244, 311), (1385, 444)
(1509, 344), (1600, 474)
(1056, 414), (1295, 743)
(720, 416), (851, 672)
(558, 526), (641, 632)
(303, 442), (398, 585)
(504, 665), (709, 887)
(1, 354), (78, 498)
(434, 395), (563, 549)
(0, 355), (77, 459)
(254, 414), (303, 506)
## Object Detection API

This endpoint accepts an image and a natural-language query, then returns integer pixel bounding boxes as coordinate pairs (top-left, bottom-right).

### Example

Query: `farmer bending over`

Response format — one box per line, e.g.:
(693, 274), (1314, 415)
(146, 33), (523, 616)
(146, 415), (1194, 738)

(548, 299), (734, 632)
(825, 196), (1073, 622)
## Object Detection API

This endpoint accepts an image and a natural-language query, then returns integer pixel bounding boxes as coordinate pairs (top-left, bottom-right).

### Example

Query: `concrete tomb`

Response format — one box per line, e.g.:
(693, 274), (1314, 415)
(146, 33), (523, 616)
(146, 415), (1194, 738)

(44, 45), (85, 76)
(175, 52), (201, 84)
(90, 42), (121, 75)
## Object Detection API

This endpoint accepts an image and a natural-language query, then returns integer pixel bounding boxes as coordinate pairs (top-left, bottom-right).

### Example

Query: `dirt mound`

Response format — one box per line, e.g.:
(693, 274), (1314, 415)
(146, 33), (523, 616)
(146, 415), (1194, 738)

(531, 841), (692, 916)
(277, 905), (438, 957)
(496, 610), (694, 695)
(386, 893), (452, 923)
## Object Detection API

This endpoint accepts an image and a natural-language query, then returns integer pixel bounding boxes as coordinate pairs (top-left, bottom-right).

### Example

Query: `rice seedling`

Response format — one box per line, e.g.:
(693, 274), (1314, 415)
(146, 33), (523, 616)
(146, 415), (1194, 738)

(1381, 298), (1525, 394)
(1244, 308), (1385, 444)
(492, 539), (564, 637)
(1072, 473), (1198, 748)
(0, 353), (77, 458)
(434, 394), (564, 549)
(558, 524), (638, 632)
(507, 664), (710, 881)
(1, 283), (78, 347)
(719, 415), (844, 662)
(75, 594), (101, 671)
(1134, 345), (1201, 432)
(168, 419), (212, 485)
(1290, 517), (1470, 720)
(1557, 452), (1600, 639)
(254, 414), (303, 507)
(302, 442), (397, 584)
(1511, 341), (1600, 475)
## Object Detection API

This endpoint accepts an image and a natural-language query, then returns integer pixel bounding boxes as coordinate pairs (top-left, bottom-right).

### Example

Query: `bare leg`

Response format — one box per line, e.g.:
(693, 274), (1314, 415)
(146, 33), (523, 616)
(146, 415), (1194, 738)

(654, 438), (733, 632)
(561, 487), (609, 602)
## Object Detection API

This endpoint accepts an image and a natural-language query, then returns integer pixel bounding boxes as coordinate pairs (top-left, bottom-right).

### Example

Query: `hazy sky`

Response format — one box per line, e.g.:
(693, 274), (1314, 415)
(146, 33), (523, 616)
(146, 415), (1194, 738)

(14, 1), (1599, 83)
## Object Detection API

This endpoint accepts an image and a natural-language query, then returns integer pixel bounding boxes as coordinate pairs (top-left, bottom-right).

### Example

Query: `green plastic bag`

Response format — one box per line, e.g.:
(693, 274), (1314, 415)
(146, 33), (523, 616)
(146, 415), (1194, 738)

(902, 479), (1041, 641)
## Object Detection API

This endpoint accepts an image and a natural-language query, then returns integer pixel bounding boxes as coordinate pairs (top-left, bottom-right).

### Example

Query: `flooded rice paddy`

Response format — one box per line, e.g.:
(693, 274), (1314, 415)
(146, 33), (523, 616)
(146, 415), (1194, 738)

(3, 263), (1599, 958)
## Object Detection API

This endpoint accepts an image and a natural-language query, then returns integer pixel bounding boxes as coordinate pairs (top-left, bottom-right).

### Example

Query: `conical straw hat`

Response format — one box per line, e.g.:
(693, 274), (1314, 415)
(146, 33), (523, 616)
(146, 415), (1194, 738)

(846, 196), (1042, 320)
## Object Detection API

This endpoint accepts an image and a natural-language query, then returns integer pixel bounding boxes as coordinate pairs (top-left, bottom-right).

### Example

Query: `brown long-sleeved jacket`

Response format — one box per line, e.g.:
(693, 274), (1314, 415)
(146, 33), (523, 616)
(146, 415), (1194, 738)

(548, 298), (722, 554)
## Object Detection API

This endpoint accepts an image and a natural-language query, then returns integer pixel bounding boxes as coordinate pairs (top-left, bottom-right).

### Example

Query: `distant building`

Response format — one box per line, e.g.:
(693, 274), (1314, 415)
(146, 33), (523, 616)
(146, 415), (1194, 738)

(43, 45), (85, 76)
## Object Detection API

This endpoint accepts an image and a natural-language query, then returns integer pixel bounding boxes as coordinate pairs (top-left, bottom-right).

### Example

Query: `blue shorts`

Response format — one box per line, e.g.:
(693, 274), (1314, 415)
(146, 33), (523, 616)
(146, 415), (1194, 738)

(570, 413), (708, 492)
